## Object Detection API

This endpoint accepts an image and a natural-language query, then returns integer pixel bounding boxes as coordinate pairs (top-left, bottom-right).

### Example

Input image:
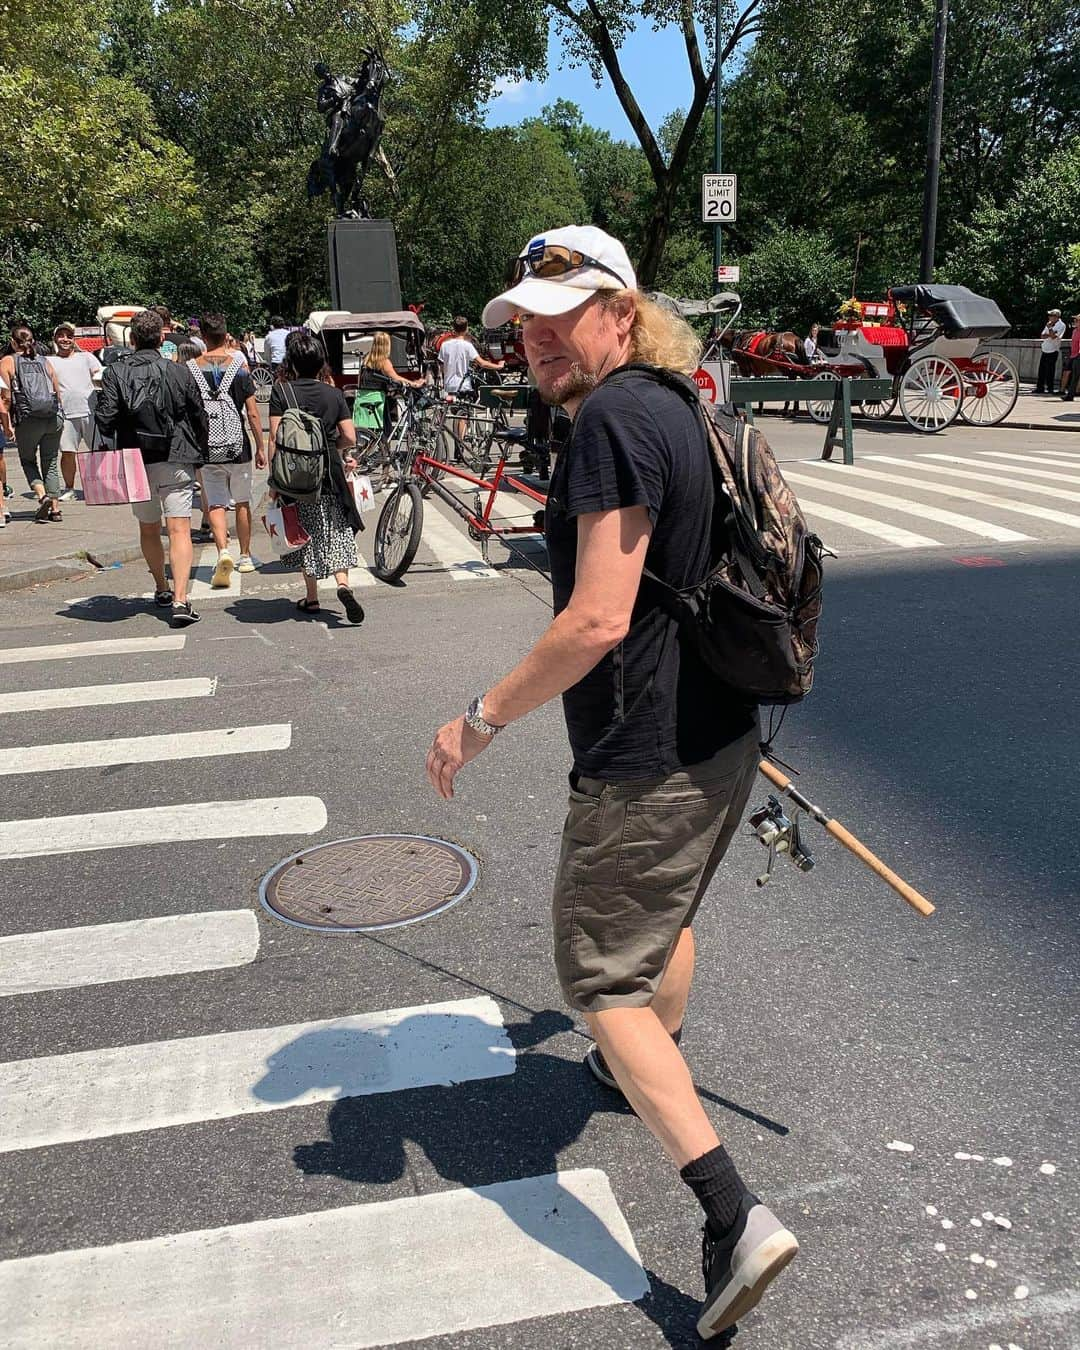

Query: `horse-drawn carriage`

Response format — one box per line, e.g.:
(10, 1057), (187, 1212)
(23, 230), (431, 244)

(720, 284), (1017, 433)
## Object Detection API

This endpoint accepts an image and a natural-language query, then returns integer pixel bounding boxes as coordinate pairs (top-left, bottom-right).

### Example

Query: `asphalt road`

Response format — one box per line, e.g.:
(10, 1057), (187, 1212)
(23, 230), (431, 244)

(0, 477), (1077, 1348)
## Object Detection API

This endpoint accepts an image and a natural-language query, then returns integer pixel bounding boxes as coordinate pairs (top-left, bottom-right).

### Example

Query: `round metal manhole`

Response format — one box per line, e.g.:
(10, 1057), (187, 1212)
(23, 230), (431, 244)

(259, 834), (479, 933)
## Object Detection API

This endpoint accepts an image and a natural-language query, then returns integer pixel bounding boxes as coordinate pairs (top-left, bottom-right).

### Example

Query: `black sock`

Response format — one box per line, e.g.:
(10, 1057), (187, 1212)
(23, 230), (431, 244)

(681, 1144), (750, 1239)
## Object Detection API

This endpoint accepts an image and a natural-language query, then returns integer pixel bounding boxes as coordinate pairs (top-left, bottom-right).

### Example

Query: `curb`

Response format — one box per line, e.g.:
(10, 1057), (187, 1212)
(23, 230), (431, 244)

(0, 544), (144, 596)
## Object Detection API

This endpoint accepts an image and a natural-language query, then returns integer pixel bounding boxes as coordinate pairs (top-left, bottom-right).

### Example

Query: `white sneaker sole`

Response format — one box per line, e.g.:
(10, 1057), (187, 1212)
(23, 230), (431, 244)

(211, 557), (234, 588)
(697, 1230), (799, 1338)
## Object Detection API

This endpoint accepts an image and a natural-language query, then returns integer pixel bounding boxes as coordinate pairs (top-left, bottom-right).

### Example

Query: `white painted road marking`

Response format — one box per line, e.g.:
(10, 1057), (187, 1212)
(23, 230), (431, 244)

(421, 500), (500, 579)
(188, 543), (240, 600)
(0, 724), (291, 776)
(915, 454), (1080, 500)
(972, 450), (1080, 477)
(0, 796), (326, 861)
(0, 677), (215, 717)
(0, 911), (260, 997)
(317, 564), (377, 591)
(785, 468), (1030, 542)
(835, 458), (1080, 529)
(0, 635), (185, 666)
(832, 1287), (1080, 1349)
(794, 498), (941, 548)
(0, 995), (513, 1150)
(0, 1169), (646, 1349)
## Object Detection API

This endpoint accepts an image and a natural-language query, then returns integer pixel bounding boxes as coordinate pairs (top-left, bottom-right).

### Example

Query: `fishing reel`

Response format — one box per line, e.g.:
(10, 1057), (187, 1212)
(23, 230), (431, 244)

(747, 795), (815, 887)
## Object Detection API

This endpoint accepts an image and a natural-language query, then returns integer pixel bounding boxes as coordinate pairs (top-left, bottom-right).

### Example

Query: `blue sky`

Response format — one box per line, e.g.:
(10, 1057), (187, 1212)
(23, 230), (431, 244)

(484, 27), (701, 141)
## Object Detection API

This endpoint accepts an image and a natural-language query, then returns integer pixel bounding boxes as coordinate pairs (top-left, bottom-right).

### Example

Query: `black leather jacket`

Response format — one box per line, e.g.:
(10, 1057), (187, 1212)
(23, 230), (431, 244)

(96, 350), (210, 464)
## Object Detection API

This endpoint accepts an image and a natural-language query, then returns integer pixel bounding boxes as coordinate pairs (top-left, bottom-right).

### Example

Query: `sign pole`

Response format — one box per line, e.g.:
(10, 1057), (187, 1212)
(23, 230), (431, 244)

(919, 0), (949, 283)
(714, 0), (723, 273)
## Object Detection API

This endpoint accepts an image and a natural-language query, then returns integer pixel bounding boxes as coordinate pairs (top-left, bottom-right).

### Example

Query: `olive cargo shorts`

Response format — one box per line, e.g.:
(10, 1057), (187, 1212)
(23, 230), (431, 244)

(552, 726), (760, 1012)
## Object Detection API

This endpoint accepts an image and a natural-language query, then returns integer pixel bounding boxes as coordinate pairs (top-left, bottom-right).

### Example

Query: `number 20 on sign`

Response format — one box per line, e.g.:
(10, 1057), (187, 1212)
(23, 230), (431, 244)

(702, 174), (737, 223)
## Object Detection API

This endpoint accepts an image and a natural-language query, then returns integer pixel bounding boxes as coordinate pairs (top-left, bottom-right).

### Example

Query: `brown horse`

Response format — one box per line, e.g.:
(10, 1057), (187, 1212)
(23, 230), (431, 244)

(717, 328), (810, 377)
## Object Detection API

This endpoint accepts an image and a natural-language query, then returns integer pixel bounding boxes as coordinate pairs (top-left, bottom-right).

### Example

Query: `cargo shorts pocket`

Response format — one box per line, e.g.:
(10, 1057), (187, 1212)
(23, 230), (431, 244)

(614, 773), (741, 891)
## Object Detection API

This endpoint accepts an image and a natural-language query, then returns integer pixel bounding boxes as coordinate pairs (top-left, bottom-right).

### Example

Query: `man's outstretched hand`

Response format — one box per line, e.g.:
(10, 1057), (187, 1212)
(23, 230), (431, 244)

(426, 715), (492, 800)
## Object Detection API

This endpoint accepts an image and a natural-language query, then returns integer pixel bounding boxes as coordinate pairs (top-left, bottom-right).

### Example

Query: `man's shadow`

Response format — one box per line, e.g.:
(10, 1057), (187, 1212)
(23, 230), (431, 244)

(250, 1006), (729, 1347)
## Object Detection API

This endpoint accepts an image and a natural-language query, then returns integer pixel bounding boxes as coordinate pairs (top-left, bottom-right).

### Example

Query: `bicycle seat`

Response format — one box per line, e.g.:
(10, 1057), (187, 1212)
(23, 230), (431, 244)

(495, 426), (528, 443)
(489, 387), (520, 402)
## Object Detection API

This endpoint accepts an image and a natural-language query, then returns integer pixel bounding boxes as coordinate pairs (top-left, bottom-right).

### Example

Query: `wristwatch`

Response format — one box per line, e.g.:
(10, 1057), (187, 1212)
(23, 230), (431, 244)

(464, 694), (504, 739)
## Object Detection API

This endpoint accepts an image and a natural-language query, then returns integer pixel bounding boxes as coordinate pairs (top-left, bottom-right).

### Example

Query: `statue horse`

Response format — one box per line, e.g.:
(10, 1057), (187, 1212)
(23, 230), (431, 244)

(718, 328), (810, 377)
(307, 53), (389, 218)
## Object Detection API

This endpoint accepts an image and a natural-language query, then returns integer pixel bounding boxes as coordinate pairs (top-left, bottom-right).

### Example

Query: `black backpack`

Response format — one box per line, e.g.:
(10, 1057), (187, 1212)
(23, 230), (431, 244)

(12, 354), (60, 423)
(602, 364), (826, 706)
(120, 361), (176, 460)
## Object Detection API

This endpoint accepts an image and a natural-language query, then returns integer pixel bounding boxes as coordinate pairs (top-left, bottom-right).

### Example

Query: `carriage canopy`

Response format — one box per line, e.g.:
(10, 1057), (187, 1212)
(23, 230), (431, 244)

(889, 285), (1010, 341)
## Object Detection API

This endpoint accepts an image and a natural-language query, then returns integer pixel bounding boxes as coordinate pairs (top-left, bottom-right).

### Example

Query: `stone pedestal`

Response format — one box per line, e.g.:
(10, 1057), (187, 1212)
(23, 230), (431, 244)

(328, 218), (402, 312)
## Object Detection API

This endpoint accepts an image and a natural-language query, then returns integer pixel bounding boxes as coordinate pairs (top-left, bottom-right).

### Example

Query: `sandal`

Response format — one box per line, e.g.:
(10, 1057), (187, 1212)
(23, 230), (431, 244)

(296, 598), (321, 613)
(337, 586), (365, 625)
(34, 499), (51, 523)
(49, 508), (63, 522)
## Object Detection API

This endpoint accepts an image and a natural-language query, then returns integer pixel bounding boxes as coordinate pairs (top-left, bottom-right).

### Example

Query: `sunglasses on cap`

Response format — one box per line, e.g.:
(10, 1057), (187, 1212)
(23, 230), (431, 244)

(507, 242), (626, 289)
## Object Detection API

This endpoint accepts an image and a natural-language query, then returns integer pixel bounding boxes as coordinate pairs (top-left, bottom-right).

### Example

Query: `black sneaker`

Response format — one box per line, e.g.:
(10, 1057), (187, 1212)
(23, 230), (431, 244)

(697, 1194), (799, 1339)
(169, 602), (201, 628)
(584, 1043), (620, 1090)
(337, 586), (365, 624)
(153, 588), (174, 608)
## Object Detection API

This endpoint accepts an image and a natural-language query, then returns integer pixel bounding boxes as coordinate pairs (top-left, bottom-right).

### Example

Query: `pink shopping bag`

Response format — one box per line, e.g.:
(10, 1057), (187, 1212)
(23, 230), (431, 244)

(76, 449), (152, 505)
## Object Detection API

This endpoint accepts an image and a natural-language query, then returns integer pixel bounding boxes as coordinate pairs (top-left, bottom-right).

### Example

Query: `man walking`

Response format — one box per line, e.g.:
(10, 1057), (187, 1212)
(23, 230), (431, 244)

(436, 315), (503, 396)
(188, 312), (266, 586)
(1062, 312), (1080, 402)
(50, 322), (102, 499)
(424, 226), (798, 1340)
(264, 316), (290, 373)
(95, 309), (209, 627)
(1035, 308), (1066, 393)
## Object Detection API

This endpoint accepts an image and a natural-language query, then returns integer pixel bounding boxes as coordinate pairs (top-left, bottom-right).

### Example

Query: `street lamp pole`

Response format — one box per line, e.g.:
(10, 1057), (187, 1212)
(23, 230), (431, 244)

(714, 0), (723, 275)
(919, 0), (949, 283)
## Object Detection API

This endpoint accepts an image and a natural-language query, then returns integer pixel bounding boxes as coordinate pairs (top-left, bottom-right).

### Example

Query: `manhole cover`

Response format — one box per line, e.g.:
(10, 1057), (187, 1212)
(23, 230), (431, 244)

(259, 834), (479, 933)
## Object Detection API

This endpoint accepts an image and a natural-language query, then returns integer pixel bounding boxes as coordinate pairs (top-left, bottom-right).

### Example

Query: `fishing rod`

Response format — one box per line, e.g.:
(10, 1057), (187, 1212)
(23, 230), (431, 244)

(751, 759), (935, 917)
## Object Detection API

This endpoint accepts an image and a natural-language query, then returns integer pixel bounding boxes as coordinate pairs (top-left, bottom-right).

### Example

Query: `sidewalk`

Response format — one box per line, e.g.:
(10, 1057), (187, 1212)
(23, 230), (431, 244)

(0, 491), (146, 594)
(999, 387), (1080, 432)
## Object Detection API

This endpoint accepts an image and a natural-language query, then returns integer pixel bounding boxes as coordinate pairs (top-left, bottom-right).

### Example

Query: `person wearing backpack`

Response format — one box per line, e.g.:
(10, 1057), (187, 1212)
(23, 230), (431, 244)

(188, 312), (266, 587)
(0, 324), (66, 523)
(423, 226), (802, 1342)
(95, 309), (209, 627)
(267, 330), (365, 624)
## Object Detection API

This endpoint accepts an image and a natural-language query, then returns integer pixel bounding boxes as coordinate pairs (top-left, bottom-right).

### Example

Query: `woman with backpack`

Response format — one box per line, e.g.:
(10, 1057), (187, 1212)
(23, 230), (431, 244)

(268, 330), (365, 624)
(0, 324), (65, 522)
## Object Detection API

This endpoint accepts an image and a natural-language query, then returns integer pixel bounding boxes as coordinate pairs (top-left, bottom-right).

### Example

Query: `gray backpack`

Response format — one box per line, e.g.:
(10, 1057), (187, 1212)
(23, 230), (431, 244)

(13, 354), (60, 423)
(269, 383), (327, 501)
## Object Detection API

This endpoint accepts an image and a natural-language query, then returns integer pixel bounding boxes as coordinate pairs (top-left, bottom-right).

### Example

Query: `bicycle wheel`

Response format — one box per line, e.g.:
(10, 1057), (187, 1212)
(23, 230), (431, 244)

(372, 481), (423, 582)
(353, 433), (389, 493)
(251, 364), (274, 401)
(413, 407), (448, 499)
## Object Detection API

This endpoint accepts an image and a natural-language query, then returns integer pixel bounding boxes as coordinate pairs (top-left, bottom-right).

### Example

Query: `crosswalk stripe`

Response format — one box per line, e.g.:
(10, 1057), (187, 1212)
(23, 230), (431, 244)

(908, 454), (1080, 502)
(826, 459), (1080, 528)
(0, 677), (215, 717)
(972, 450), (1080, 476)
(0, 724), (291, 777)
(793, 498), (941, 548)
(421, 498), (500, 579)
(0, 635), (185, 666)
(317, 565), (377, 592)
(0, 995), (513, 1151)
(0, 1168), (646, 1348)
(0, 911), (260, 997)
(784, 469), (1029, 541)
(0, 795), (326, 861)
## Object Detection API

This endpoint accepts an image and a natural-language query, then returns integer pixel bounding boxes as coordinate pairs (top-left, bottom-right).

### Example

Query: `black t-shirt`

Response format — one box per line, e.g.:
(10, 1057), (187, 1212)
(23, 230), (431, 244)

(545, 372), (755, 779)
(269, 378), (350, 450)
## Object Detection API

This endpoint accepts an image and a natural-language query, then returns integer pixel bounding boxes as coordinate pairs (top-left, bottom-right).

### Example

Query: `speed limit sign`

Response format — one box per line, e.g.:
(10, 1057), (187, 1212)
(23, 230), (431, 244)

(702, 174), (737, 224)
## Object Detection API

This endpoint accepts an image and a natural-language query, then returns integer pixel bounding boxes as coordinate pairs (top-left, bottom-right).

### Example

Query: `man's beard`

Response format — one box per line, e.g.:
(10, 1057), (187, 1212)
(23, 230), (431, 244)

(539, 362), (597, 407)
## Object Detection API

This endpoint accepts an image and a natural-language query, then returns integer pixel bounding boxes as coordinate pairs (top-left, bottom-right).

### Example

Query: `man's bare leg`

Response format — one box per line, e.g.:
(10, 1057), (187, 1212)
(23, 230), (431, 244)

(235, 502), (252, 557)
(139, 520), (168, 592)
(586, 1004), (717, 1167)
(165, 516), (194, 605)
(652, 927), (695, 1037)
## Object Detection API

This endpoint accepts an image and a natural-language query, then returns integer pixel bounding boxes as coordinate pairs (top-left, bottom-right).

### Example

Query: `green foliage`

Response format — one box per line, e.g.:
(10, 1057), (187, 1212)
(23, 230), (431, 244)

(731, 229), (849, 331)
(943, 140), (1080, 328)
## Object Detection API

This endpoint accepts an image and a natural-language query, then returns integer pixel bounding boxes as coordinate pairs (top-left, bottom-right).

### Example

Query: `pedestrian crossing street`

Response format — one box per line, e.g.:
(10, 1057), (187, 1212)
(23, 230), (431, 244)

(790, 445), (1080, 552)
(0, 631), (648, 1347)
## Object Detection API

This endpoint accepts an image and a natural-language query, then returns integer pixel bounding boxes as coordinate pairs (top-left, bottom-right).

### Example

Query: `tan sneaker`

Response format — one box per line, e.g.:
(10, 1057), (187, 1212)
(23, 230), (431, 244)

(236, 554), (257, 573)
(211, 552), (234, 588)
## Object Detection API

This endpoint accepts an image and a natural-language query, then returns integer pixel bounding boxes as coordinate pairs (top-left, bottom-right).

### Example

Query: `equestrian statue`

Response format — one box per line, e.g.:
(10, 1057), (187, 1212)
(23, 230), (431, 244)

(307, 51), (395, 218)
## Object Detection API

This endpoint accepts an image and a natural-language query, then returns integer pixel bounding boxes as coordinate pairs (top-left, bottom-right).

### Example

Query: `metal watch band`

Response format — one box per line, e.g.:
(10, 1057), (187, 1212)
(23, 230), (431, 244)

(465, 695), (503, 738)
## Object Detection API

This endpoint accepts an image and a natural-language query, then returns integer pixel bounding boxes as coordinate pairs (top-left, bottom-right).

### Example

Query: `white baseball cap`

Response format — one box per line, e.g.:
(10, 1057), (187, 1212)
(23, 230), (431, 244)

(482, 225), (637, 328)
(1048, 308), (1062, 315)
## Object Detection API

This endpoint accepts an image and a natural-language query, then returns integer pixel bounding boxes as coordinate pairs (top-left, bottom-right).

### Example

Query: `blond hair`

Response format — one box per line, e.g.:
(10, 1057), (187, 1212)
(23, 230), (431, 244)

(363, 331), (391, 366)
(601, 291), (702, 374)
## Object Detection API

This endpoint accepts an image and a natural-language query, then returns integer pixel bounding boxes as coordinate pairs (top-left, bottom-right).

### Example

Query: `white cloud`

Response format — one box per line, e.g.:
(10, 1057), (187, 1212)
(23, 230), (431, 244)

(490, 76), (532, 104)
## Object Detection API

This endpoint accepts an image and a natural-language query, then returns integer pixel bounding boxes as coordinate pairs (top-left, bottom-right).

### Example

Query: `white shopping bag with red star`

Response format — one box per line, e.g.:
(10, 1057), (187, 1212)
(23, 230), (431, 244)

(348, 474), (377, 513)
(261, 500), (311, 555)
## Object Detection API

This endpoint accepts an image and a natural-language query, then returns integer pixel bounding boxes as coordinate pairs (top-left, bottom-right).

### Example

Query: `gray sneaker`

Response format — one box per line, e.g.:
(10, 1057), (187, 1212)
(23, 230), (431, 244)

(697, 1194), (799, 1339)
